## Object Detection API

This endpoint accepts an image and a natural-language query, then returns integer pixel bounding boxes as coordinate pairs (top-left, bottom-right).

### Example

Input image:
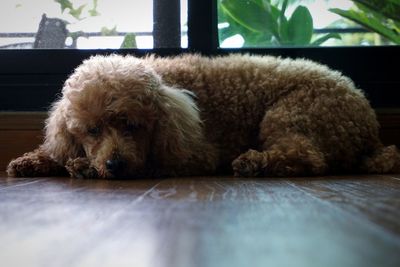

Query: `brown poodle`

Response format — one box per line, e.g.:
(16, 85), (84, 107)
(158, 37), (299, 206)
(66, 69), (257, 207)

(7, 54), (400, 178)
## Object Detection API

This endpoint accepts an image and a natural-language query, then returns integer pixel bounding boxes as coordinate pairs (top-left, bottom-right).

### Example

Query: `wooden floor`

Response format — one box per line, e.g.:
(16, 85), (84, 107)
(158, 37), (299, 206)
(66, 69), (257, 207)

(1, 174), (400, 267)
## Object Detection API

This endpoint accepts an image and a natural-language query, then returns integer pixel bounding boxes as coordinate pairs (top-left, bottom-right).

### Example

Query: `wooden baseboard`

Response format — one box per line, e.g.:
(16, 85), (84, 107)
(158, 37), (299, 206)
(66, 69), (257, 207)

(1, 111), (399, 171)
(0, 112), (45, 171)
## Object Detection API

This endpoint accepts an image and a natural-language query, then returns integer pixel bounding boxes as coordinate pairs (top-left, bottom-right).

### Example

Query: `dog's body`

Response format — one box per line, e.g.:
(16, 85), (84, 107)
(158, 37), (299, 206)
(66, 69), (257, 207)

(7, 54), (400, 178)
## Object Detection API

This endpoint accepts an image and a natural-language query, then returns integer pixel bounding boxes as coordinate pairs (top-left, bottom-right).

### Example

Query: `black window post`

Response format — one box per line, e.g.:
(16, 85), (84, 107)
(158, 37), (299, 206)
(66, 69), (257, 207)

(153, 0), (181, 48)
(187, 0), (218, 52)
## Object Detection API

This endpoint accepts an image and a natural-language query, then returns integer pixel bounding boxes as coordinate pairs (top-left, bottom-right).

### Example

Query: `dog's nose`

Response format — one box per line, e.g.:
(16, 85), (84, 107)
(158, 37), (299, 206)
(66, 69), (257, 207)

(106, 159), (125, 175)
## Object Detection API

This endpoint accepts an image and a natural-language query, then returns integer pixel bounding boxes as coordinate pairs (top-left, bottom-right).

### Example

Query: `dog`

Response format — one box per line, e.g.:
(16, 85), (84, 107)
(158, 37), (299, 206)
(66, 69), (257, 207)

(7, 54), (400, 178)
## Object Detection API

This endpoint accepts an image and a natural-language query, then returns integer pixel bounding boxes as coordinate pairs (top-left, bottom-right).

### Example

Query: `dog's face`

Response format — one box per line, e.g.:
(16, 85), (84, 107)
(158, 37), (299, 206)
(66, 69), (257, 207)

(62, 56), (162, 178)
(66, 104), (157, 179)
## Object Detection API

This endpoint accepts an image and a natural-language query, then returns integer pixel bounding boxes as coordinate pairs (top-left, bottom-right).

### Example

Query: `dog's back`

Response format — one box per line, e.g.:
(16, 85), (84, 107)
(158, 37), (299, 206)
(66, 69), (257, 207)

(148, 54), (399, 174)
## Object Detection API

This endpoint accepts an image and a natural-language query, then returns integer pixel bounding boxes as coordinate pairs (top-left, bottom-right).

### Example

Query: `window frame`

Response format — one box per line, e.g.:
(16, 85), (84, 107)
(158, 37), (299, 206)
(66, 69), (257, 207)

(0, 0), (399, 111)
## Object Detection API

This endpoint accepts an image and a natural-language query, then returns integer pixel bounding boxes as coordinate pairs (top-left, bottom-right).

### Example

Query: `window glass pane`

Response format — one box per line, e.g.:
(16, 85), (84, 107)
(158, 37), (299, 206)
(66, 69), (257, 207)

(0, 0), (187, 49)
(181, 0), (188, 48)
(218, 0), (400, 47)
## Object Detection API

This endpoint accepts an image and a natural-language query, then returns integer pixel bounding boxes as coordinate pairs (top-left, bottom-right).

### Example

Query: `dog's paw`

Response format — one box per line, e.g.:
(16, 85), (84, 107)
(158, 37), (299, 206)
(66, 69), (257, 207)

(66, 158), (98, 179)
(232, 149), (263, 177)
(7, 156), (38, 177)
(7, 151), (65, 177)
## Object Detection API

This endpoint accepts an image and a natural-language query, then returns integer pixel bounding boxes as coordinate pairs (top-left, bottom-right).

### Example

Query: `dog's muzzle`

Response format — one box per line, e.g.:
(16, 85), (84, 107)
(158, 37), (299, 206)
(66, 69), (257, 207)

(105, 159), (126, 176)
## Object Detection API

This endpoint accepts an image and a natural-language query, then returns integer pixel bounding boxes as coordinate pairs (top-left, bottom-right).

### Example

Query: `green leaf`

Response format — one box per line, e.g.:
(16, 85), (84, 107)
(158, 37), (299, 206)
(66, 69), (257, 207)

(120, 33), (137, 48)
(395, 21), (400, 32)
(243, 34), (272, 47)
(69, 4), (86, 20)
(243, 31), (274, 47)
(311, 33), (341, 46)
(278, 15), (289, 44)
(88, 0), (100, 17)
(352, 0), (400, 22)
(287, 5), (313, 45)
(280, 0), (288, 21)
(219, 14), (248, 43)
(88, 9), (100, 16)
(330, 8), (400, 44)
(219, 13), (274, 46)
(263, 1), (281, 39)
(54, 0), (73, 13)
(219, 26), (235, 42)
(221, 0), (278, 36)
(217, 0), (228, 23)
(101, 26), (117, 36)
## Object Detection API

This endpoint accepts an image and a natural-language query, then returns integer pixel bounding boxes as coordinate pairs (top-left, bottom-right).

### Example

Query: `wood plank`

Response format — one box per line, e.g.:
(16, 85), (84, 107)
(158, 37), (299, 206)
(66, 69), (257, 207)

(0, 175), (399, 267)
(287, 175), (400, 235)
(0, 112), (47, 130)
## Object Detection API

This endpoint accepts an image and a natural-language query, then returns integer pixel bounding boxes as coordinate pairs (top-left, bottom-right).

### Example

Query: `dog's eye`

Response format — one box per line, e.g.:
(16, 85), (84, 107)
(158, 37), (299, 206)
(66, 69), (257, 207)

(125, 122), (140, 133)
(88, 126), (102, 136)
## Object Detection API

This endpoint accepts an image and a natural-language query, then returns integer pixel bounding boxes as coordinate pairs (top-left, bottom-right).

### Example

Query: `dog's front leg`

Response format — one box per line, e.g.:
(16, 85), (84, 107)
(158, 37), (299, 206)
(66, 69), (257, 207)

(7, 148), (67, 177)
(232, 133), (327, 177)
(65, 157), (98, 179)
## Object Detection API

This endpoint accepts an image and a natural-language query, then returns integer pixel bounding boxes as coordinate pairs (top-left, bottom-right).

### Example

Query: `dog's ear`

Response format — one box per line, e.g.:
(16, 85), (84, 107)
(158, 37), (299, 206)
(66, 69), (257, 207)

(151, 85), (204, 169)
(41, 99), (83, 165)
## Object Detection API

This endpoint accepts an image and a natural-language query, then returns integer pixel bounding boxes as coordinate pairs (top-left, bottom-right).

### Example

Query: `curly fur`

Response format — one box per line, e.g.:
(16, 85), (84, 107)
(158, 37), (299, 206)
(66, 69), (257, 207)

(7, 54), (400, 178)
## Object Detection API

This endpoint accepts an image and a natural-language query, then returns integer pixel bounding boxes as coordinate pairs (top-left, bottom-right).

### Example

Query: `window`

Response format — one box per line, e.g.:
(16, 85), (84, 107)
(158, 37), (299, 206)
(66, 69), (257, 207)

(0, 0), (399, 111)
(0, 0), (188, 49)
(218, 0), (400, 48)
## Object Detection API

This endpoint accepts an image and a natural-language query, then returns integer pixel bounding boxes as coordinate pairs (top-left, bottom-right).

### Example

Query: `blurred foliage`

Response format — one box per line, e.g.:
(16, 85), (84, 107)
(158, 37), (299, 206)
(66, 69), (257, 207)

(101, 26), (117, 36)
(120, 33), (137, 48)
(321, 19), (388, 46)
(330, 0), (400, 44)
(54, 0), (100, 20)
(218, 0), (340, 47)
(52, 0), (136, 48)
